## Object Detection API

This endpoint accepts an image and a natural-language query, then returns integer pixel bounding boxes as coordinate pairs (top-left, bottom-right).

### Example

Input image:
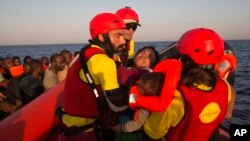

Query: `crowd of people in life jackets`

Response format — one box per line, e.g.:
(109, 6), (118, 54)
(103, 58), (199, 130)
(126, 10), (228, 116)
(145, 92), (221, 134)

(0, 50), (79, 120)
(1, 6), (238, 141)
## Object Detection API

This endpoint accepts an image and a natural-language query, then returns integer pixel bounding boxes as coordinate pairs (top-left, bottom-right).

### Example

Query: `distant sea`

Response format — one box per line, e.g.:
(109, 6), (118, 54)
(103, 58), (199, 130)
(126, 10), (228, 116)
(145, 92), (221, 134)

(0, 40), (250, 130)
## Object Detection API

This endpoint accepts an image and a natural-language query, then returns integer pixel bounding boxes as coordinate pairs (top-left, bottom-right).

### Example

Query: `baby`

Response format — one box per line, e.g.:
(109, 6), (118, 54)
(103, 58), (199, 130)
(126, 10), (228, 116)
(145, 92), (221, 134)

(111, 72), (164, 133)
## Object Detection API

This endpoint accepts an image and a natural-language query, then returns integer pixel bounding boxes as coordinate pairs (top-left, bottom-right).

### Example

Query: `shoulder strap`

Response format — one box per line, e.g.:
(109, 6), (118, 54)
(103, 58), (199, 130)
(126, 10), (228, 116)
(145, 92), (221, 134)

(79, 45), (106, 112)
(79, 45), (105, 97)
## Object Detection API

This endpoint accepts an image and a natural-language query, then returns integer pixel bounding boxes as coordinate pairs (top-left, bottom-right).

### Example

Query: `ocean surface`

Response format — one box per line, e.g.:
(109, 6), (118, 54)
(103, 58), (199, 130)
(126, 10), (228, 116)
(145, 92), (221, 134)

(0, 40), (250, 130)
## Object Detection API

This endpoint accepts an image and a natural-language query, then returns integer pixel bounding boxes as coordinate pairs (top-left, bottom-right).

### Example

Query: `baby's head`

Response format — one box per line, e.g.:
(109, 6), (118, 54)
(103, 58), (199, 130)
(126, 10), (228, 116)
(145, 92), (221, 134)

(138, 72), (164, 96)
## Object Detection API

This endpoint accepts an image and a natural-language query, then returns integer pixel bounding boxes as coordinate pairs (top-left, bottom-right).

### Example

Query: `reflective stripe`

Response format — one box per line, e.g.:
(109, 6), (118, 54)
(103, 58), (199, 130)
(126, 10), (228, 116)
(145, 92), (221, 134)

(62, 114), (96, 128)
(85, 73), (93, 83)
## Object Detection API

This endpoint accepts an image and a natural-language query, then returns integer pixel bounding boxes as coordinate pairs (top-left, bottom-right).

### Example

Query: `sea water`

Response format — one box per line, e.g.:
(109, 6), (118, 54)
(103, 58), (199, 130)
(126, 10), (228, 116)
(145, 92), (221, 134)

(0, 40), (250, 129)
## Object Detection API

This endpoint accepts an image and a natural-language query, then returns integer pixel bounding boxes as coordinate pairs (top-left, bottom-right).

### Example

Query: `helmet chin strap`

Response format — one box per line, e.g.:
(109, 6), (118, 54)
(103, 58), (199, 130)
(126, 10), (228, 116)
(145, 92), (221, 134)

(88, 34), (115, 58)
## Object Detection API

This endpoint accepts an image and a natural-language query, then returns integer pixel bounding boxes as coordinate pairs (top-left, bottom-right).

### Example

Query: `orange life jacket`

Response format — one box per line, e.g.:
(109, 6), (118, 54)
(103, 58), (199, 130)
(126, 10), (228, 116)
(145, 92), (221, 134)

(215, 53), (237, 79)
(9, 65), (24, 77)
(63, 47), (106, 118)
(129, 59), (182, 112)
(165, 79), (228, 141)
(43, 64), (48, 71)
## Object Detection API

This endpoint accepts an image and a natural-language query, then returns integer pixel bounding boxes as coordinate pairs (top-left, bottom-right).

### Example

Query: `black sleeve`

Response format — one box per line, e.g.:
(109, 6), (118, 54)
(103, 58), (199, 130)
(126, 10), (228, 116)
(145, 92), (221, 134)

(105, 86), (129, 107)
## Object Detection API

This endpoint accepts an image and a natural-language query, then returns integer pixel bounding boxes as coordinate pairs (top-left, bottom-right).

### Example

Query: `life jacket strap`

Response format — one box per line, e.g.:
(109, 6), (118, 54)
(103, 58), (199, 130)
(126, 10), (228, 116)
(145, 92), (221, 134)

(79, 46), (107, 113)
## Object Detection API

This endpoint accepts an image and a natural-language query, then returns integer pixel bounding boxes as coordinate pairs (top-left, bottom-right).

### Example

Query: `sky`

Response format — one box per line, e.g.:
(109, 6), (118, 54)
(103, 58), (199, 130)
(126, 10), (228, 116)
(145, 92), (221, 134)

(0, 0), (250, 45)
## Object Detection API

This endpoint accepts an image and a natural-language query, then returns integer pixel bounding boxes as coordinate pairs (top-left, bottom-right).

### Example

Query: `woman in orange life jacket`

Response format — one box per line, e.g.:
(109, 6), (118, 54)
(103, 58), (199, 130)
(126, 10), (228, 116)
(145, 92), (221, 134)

(130, 28), (235, 141)
(58, 13), (129, 141)
(159, 40), (237, 86)
(116, 6), (141, 67)
(158, 35), (237, 140)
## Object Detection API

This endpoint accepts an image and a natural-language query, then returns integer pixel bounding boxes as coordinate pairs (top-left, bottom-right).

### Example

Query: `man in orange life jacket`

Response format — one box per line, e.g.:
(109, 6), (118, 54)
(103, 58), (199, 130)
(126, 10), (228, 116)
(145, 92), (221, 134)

(116, 6), (141, 67)
(59, 13), (129, 141)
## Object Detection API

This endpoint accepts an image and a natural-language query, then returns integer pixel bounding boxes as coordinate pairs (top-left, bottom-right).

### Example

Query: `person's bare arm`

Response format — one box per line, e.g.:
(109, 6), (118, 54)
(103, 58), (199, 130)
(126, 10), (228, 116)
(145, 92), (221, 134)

(110, 109), (149, 133)
(225, 84), (236, 119)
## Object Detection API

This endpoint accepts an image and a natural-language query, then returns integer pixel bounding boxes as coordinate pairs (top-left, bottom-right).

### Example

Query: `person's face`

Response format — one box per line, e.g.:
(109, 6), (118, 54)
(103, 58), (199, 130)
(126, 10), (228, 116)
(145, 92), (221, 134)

(24, 58), (32, 64)
(63, 54), (73, 66)
(124, 23), (137, 40)
(108, 29), (126, 52)
(3, 58), (14, 69)
(37, 64), (45, 76)
(23, 64), (30, 73)
(13, 58), (21, 66)
(134, 48), (153, 68)
(41, 57), (49, 66)
(54, 56), (65, 71)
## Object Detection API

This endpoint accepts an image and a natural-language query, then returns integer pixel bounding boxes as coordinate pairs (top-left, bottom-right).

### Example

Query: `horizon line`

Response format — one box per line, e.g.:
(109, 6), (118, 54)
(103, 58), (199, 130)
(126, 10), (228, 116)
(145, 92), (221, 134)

(1, 39), (250, 46)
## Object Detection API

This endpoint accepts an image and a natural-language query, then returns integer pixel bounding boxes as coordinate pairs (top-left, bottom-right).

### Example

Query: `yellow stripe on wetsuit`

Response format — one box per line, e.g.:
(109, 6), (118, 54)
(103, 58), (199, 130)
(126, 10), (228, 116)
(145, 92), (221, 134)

(62, 114), (95, 132)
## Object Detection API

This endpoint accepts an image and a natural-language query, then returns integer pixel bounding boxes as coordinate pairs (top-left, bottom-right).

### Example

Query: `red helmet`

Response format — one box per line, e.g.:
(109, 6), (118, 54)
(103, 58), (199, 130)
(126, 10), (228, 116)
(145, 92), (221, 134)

(116, 6), (140, 25)
(89, 13), (126, 39)
(177, 28), (224, 65)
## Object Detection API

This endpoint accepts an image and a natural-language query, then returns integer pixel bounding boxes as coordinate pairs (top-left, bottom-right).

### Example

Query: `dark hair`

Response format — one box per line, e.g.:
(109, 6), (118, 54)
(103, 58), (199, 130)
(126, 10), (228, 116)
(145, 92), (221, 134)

(41, 56), (49, 65)
(138, 72), (164, 95)
(29, 59), (43, 72)
(50, 53), (63, 63)
(88, 33), (116, 58)
(23, 56), (32, 64)
(60, 50), (73, 65)
(136, 46), (159, 68)
(41, 56), (49, 60)
(60, 50), (72, 56)
(179, 55), (218, 88)
(12, 56), (20, 60)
